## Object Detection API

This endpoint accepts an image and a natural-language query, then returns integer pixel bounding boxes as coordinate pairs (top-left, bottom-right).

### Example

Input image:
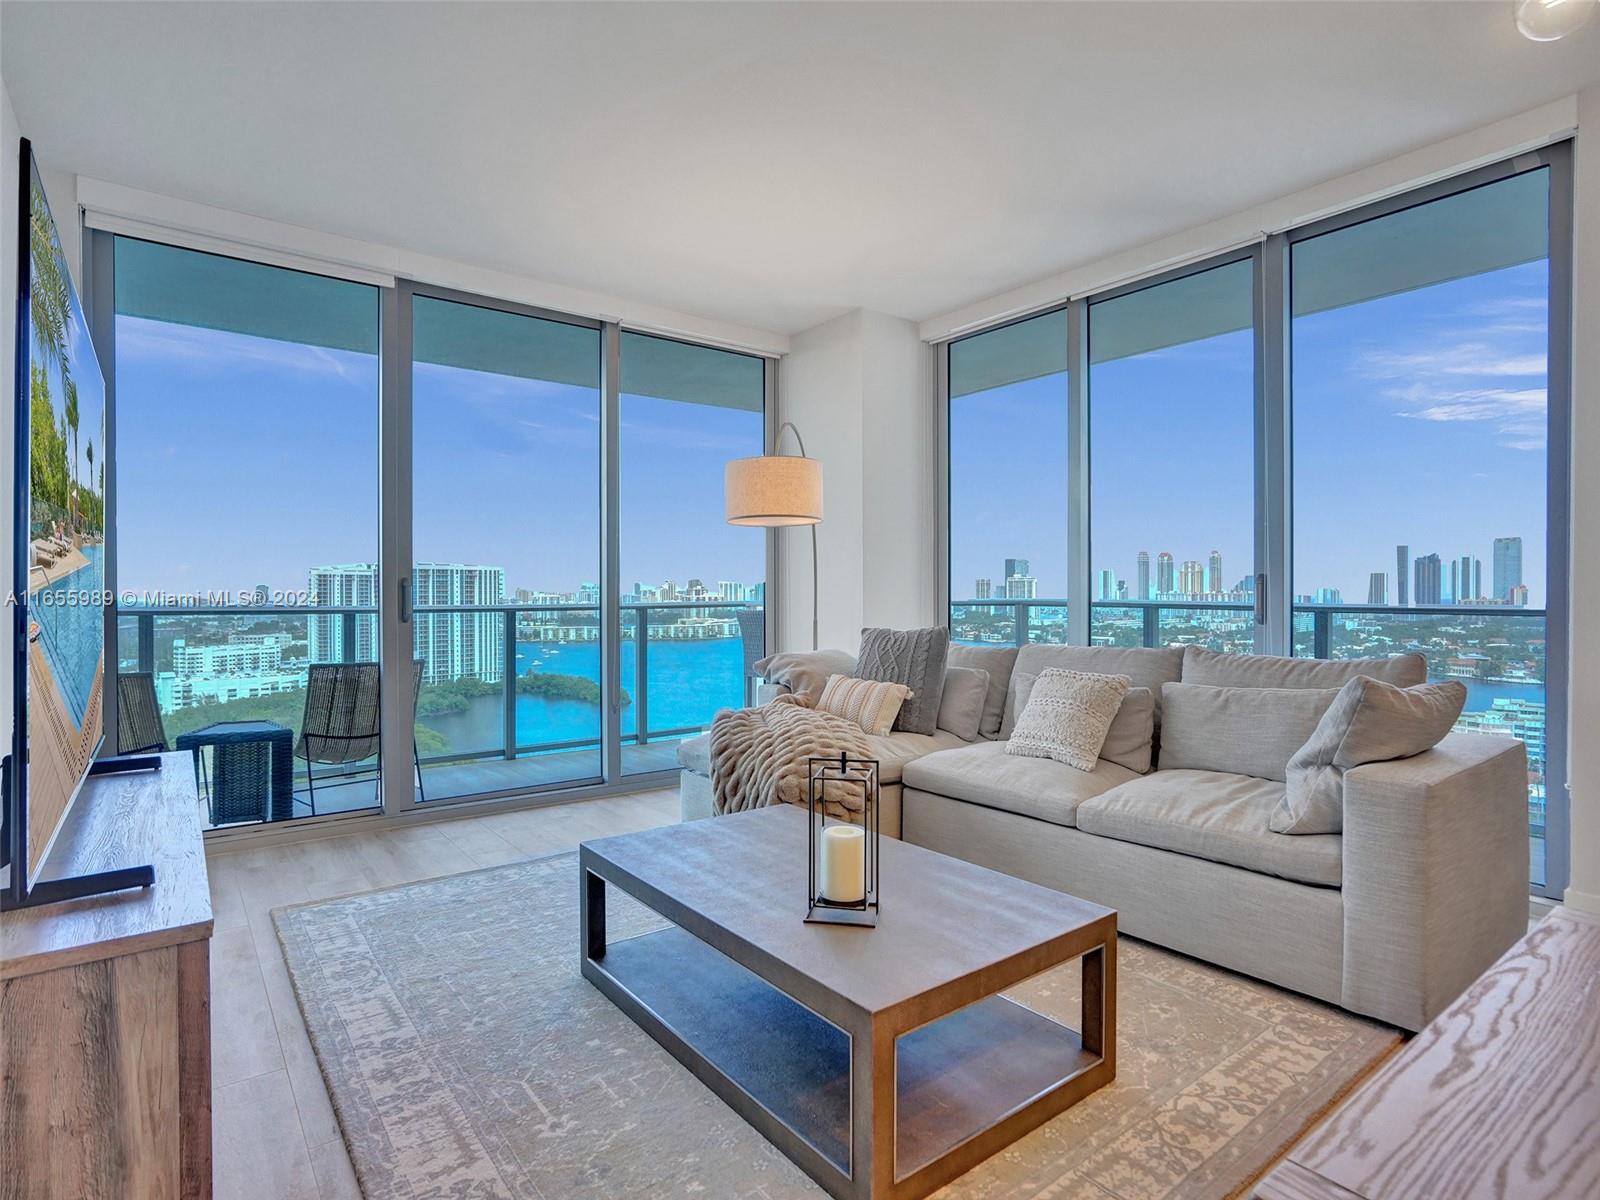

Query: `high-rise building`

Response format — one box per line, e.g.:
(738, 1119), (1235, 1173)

(308, 563), (380, 663)
(718, 581), (747, 601)
(1156, 552), (1175, 596)
(1458, 555), (1474, 602)
(1207, 550), (1223, 596)
(1493, 537), (1523, 603)
(1314, 586), (1343, 606)
(1414, 553), (1443, 605)
(1136, 551), (1150, 600)
(1367, 572), (1387, 606)
(1004, 558), (1029, 582)
(1472, 558), (1482, 603)
(1509, 583), (1530, 608)
(973, 577), (991, 600)
(1179, 559), (1205, 597)
(1396, 544), (1409, 607)
(1004, 573), (1037, 600)
(412, 562), (507, 685)
(1098, 569), (1117, 601)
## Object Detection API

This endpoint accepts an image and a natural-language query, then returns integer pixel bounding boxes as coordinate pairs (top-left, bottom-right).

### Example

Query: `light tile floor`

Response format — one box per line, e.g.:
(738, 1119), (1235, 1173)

(206, 786), (680, 1200)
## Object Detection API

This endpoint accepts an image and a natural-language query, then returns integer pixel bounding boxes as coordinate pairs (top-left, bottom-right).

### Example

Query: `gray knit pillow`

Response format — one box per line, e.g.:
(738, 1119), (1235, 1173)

(852, 626), (949, 735)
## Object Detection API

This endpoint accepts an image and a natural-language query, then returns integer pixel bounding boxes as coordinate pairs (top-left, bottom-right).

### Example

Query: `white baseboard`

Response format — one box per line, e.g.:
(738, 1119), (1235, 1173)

(1561, 887), (1600, 918)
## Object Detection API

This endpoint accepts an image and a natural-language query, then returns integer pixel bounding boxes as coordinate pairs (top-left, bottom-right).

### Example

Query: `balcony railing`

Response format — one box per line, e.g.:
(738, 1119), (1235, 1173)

(949, 599), (1254, 650)
(116, 600), (762, 813)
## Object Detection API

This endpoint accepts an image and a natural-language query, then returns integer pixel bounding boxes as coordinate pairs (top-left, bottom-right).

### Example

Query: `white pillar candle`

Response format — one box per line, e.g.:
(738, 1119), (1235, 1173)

(819, 824), (866, 904)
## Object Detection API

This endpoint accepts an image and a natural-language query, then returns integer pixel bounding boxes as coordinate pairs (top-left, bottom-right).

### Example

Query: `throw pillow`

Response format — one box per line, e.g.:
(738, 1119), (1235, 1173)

(817, 674), (913, 737)
(935, 665), (990, 742)
(1158, 682), (1340, 782)
(1005, 669), (1131, 773)
(1273, 677), (1467, 834)
(752, 649), (856, 705)
(1005, 671), (1155, 773)
(852, 626), (949, 735)
(946, 645), (1017, 738)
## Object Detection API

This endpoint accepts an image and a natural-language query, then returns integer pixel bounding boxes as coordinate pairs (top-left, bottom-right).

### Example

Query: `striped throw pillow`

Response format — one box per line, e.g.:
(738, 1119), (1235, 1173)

(818, 674), (912, 737)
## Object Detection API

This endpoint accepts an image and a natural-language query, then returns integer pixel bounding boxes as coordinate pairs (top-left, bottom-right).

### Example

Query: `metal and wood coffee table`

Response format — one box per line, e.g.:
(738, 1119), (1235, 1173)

(580, 803), (1116, 1200)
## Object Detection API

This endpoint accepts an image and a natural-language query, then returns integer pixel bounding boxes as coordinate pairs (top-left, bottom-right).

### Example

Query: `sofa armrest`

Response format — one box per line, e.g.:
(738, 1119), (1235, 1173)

(756, 681), (790, 705)
(1340, 731), (1528, 1030)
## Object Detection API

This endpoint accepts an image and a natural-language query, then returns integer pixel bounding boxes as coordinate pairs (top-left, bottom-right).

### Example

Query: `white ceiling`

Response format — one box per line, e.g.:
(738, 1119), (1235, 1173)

(3, 1), (1597, 337)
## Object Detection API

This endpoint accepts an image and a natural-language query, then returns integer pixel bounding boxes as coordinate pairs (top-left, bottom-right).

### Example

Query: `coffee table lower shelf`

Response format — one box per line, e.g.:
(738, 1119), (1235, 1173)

(586, 921), (1103, 1198)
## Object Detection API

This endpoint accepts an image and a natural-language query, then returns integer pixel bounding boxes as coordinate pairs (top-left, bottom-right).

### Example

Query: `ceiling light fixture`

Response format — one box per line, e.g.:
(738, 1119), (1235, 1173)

(1514, 0), (1598, 41)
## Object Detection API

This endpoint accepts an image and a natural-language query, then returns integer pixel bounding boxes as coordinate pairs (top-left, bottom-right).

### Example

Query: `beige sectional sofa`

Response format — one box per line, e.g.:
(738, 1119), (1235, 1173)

(678, 643), (1529, 1031)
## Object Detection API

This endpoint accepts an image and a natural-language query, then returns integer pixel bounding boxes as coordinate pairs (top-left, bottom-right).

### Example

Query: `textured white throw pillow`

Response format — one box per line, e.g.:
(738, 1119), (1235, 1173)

(1005, 669), (1131, 772)
(817, 674), (912, 737)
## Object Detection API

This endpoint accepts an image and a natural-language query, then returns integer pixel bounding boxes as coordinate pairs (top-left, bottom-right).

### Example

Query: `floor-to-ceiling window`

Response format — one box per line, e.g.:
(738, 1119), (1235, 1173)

(410, 293), (603, 802)
(1289, 166), (1559, 888)
(618, 332), (767, 776)
(1088, 259), (1257, 652)
(940, 146), (1569, 894)
(105, 239), (770, 827)
(947, 309), (1069, 645)
(112, 236), (382, 826)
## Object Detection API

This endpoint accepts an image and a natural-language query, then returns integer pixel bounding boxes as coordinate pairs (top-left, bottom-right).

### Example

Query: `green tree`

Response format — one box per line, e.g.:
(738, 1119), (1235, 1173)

(28, 179), (71, 381)
(63, 375), (79, 526)
(29, 363), (70, 518)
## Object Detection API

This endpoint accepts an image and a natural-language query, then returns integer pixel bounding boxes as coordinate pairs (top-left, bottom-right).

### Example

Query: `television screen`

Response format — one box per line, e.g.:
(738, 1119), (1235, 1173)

(11, 139), (107, 886)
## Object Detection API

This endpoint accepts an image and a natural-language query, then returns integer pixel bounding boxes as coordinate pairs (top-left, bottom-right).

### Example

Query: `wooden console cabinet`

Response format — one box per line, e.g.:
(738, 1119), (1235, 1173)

(1, 753), (213, 1199)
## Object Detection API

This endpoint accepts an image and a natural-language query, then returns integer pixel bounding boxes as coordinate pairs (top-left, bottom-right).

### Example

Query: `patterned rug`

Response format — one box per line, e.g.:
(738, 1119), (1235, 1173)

(275, 853), (1397, 1200)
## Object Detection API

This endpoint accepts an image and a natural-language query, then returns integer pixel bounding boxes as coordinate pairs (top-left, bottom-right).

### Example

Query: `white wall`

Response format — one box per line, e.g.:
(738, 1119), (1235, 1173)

(1564, 85), (1600, 914)
(777, 308), (936, 653)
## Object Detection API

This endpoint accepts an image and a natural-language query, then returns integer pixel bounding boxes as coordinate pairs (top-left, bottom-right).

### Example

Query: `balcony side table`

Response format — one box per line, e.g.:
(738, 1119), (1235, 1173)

(175, 720), (295, 824)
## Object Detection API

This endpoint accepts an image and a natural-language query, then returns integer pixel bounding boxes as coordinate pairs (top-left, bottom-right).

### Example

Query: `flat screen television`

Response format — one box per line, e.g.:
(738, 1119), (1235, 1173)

(2, 137), (150, 909)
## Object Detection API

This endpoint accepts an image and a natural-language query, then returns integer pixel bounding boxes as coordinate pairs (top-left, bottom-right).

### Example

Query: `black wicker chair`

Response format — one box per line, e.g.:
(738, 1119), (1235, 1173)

(296, 659), (427, 813)
(735, 608), (766, 706)
(116, 672), (168, 755)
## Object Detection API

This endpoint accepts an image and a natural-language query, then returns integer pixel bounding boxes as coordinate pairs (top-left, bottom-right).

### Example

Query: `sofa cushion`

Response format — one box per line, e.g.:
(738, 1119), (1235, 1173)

(1001, 644), (1184, 735)
(1180, 645), (1427, 691)
(676, 727), (967, 786)
(936, 665), (990, 742)
(947, 644), (1018, 738)
(752, 649), (855, 705)
(1274, 677), (1468, 834)
(901, 739), (1139, 828)
(1076, 769), (1343, 887)
(1159, 682), (1338, 782)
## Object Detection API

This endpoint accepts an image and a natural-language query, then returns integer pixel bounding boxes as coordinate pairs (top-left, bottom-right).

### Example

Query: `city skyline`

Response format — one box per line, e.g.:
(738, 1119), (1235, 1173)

(115, 314), (767, 597)
(951, 260), (1548, 607)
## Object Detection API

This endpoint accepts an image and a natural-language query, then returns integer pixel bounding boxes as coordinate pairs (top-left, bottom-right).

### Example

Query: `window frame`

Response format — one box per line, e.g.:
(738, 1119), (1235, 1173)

(937, 142), (1573, 897)
(89, 237), (778, 842)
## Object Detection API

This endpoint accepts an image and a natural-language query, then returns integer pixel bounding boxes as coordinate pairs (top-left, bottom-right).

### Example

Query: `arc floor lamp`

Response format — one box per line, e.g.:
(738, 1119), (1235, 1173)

(725, 422), (822, 651)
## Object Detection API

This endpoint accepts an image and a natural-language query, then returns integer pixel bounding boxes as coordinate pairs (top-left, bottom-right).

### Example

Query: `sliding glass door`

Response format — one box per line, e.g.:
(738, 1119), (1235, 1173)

(946, 310), (1069, 646)
(409, 292), (603, 802)
(618, 333), (767, 775)
(112, 237), (383, 827)
(1289, 165), (1561, 888)
(1088, 258), (1257, 652)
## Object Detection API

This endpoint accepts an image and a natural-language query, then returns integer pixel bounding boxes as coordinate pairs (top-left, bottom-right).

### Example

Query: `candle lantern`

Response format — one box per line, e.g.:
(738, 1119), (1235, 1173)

(805, 753), (879, 927)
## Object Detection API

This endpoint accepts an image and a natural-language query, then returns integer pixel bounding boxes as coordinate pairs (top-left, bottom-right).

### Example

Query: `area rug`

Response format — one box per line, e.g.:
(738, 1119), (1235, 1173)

(275, 853), (1398, 1200)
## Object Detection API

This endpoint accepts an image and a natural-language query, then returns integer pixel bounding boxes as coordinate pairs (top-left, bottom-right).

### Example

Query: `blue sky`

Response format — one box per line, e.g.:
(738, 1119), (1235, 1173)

(116, 254), (1546, 609)
(115, 315), (764, 597)
(951, 259), (1548, 607)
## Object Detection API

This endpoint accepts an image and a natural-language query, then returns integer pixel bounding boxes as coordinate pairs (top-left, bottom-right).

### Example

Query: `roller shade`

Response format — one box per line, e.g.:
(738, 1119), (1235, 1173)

(115, 236), (765, 410)
(949, 167), (1549, 400)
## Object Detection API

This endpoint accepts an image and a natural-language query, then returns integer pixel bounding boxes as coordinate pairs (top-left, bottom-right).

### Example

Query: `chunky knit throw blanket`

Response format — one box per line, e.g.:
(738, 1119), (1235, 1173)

(709, 694), (873, 820)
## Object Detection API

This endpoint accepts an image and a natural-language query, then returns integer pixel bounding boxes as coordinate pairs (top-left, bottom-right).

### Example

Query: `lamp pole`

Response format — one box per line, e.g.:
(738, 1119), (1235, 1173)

(774, 421), (820, 651)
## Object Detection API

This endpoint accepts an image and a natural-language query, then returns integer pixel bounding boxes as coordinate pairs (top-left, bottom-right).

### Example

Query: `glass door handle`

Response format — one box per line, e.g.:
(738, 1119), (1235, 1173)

(398, 578), (411, 624)
(1255, 574), (1268, 626)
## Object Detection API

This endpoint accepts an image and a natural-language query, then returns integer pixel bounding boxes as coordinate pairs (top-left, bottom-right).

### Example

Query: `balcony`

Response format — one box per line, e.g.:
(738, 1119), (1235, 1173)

(951, 597), (1550, 883)
(116, 600), (762, 829)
